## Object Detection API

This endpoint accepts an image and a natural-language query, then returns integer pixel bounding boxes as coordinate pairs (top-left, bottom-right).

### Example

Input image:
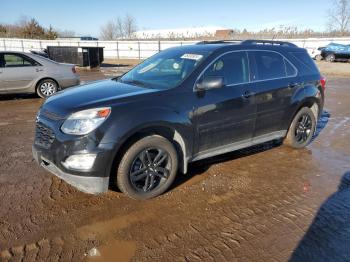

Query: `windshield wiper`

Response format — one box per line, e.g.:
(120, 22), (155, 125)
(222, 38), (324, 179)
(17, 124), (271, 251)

(119, 79), (149, 88)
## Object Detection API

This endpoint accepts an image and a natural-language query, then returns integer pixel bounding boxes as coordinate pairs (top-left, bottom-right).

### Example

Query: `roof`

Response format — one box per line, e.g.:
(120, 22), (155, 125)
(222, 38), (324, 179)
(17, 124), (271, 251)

(196, 39), (298, 47)
(166, 39), (301, 54)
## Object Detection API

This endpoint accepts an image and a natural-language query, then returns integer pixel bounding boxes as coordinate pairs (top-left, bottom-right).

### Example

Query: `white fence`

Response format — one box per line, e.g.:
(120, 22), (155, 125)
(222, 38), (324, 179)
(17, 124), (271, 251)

(1, 37), (350, 60)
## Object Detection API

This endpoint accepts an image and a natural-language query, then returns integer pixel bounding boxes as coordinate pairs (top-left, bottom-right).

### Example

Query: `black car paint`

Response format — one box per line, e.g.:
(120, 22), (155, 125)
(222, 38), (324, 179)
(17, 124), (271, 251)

(33, 43), (324, 182)
(321, 49), (350, 62)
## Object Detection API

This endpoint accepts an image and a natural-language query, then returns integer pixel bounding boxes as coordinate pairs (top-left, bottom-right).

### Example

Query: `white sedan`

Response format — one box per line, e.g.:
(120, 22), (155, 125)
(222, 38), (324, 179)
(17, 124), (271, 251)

(306, 47), (323, 61)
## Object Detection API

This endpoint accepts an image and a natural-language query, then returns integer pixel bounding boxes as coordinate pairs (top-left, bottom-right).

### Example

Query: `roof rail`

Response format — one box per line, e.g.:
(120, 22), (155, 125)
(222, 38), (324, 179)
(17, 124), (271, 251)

(196, 40), (241, 45)
(241, 39), (297, 47)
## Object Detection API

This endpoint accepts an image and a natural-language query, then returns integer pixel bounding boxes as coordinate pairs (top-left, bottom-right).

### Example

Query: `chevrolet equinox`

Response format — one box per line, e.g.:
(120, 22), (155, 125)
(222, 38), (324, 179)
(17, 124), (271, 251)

(33, 40), (325, 200)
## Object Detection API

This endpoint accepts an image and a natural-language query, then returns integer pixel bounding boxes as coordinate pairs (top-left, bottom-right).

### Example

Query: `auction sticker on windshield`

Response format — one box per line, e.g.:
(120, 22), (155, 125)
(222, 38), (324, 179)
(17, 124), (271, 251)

(181, 54), (203, 61)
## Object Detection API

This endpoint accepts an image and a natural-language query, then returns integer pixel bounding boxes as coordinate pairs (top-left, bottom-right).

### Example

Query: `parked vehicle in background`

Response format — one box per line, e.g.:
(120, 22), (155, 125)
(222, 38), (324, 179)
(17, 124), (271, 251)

(0, 51), (80, 97)
(321, 43), (350, 62)
(307, 47), (324, 61)
(30, 49), (49, 58)
(33, 40), (325, 200)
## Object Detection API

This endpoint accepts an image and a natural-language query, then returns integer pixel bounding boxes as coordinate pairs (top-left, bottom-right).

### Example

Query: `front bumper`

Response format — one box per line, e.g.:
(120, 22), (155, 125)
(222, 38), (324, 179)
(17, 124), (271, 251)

(33, 146), (109, 194)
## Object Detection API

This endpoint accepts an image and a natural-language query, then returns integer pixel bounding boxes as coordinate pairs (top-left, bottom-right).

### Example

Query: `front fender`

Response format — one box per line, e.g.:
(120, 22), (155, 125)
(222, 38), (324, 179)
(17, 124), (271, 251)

(100, 105), (194, 173)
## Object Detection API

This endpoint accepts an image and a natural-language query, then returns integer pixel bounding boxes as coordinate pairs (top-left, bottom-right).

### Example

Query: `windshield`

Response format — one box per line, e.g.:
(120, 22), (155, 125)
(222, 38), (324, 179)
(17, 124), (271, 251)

(119, 49), (210, 89)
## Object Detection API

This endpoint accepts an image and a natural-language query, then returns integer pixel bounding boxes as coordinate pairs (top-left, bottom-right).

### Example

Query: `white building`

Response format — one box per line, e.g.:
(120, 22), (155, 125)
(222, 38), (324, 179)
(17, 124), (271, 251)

(133, 26), (229, 39)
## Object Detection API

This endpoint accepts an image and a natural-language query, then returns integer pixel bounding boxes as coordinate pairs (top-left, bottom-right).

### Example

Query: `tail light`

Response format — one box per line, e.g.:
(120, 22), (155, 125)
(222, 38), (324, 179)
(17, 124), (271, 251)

(320, 76), (326, 92)
(72, 66), (76, 74)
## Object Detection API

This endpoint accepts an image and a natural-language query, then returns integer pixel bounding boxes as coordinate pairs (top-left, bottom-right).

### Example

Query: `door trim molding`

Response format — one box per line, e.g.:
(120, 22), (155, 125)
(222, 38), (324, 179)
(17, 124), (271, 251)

(190, 130), (287, 162)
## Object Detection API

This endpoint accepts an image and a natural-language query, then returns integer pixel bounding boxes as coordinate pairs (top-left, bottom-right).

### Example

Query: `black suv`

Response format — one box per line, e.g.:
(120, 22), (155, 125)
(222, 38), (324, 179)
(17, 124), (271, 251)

(33, 40), (325, 200)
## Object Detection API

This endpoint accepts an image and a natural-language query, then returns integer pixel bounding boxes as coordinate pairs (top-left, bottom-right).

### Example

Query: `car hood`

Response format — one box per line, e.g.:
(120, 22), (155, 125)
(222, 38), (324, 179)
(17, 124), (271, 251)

(43, 79), (158, 116)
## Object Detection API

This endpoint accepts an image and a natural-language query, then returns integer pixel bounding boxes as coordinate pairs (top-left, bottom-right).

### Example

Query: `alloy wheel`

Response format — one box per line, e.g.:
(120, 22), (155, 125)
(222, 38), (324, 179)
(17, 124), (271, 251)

(129, 148), (171, 192)
(40, 82), (57, 97)
(295, 114), (313, 143)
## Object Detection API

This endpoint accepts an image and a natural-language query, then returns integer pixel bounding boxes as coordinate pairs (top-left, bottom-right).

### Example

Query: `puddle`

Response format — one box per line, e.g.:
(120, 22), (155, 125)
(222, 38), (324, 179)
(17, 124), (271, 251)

(86, 241), (136, 262)
(77, 210), (155, 241)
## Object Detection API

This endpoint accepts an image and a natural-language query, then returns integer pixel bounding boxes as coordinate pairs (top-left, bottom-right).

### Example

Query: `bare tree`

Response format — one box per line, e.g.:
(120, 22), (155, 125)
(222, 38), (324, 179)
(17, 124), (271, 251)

(100, 21), (118, 40)
(328, 0), (350, 35)
(100, 15), (137, 40)
(116, 17), (124, 38)
(123, 14), (137, 38)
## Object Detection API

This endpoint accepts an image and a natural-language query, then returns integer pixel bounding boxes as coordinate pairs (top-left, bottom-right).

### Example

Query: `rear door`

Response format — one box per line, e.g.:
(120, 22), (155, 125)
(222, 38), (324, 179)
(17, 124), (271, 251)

(248, 50), (298, 137)
(193, 51), (256, 154)
(2, 53), (39, 91)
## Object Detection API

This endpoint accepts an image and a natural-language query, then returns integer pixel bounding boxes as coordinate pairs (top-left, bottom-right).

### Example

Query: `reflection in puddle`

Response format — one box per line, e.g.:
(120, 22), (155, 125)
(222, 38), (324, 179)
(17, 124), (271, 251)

(313, 110), (330, 140)
(87, 240), (136, 262)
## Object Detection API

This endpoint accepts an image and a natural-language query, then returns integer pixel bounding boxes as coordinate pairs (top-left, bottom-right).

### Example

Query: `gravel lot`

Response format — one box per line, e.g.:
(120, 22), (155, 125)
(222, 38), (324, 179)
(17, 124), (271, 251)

(0, 62), (349, 261)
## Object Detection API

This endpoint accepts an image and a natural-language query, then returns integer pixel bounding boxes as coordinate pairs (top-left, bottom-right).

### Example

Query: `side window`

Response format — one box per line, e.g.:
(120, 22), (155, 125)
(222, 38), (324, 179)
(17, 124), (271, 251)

(0, 54), (4, 68)
(284, 58), (297, 77)
(202, 51), (249, 85)
(4, 54), (37, 67)
(252, 51), (295, 80)
(289, 51), (319, 75)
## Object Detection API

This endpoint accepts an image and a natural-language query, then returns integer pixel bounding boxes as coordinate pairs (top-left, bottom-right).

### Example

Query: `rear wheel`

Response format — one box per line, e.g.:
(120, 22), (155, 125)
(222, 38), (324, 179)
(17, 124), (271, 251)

(116, 135), (178, 200)
(284, 107), (316, 149)
(36, 79), (58, 98)
(325, 54), (335, 62)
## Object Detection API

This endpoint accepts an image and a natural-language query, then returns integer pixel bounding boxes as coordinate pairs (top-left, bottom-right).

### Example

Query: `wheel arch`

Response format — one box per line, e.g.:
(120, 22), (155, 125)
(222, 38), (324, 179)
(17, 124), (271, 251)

(35, 77), (60, 92)
(286, 97), (320, 133)
(109, 124), (189, 184)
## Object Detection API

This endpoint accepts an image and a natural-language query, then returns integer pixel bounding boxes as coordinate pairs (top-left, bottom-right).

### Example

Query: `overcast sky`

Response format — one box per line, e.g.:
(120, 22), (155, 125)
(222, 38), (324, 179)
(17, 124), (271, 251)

(0, 0), (333, 36)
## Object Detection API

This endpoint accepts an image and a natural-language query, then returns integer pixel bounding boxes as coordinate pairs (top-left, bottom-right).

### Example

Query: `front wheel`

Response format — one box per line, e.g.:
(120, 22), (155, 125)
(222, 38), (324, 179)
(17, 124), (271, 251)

(315, 54), (322, 61)
(116, 135), (178, 200)
(284, 107), (316, 149)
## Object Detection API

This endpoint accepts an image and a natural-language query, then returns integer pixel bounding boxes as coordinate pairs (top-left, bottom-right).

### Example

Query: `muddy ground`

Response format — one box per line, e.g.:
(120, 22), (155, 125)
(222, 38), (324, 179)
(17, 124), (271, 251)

(0, 62), (349, 262)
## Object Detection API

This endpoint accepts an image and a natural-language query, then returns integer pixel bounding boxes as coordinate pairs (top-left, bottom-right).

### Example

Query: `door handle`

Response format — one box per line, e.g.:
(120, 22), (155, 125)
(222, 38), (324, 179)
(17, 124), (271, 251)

(242, 90), (255, 98)
(36, 68), (44, 72)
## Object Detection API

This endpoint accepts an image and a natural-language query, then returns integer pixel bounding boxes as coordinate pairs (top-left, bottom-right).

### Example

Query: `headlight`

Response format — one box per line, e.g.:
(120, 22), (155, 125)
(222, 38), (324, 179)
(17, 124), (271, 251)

(61, 107), (111, 135)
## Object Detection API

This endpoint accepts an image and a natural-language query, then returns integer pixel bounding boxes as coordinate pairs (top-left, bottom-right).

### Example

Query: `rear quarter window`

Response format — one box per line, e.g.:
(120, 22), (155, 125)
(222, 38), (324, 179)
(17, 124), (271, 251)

(289, 51), (320, 76)
(250, 51), (297, 81)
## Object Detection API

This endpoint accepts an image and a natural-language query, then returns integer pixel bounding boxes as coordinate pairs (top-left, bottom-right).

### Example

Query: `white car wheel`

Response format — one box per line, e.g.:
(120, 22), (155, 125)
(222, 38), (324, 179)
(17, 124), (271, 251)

(37, 80), (58, 98)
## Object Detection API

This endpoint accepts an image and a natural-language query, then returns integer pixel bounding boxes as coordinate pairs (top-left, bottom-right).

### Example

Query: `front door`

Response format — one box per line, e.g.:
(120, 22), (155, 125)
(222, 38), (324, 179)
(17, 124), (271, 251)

(193, 51), (256, 154)
(2, 53), (38, 91)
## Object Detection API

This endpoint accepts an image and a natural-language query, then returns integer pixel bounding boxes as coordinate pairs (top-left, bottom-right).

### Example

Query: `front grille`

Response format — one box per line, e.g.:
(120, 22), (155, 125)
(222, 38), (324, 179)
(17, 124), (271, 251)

(34, 123), (55, 149)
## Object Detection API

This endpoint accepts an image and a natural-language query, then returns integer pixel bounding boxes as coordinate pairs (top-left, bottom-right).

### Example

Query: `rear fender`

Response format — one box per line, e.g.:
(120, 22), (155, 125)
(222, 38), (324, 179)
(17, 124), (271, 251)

(282, 84), (322, 130)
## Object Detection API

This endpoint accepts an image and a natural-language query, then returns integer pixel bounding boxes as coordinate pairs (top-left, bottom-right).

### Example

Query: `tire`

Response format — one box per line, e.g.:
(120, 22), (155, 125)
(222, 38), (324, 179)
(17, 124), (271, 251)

(284, 107), (316, 149)
(36, 79), (58, 98)
(315, 54), (322, 61)
(116, 135), (178, 200)
(325, 54), (335, 63)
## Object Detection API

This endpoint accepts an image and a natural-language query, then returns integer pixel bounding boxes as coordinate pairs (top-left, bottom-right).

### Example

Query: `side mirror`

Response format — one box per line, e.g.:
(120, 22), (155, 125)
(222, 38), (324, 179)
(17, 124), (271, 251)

(196, 76), (224, 91)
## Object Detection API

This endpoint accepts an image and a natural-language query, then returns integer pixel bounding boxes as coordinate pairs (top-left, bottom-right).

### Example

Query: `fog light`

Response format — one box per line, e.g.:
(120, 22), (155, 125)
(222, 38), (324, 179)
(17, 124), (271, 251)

(62, 154), (96, 171)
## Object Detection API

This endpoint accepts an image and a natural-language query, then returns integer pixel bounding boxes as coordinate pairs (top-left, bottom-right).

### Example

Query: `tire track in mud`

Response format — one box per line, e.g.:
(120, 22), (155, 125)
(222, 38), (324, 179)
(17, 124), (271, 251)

(104, 149), (324, 262)
(133, 196), (317, 262)
(0, 236), (91, 262)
